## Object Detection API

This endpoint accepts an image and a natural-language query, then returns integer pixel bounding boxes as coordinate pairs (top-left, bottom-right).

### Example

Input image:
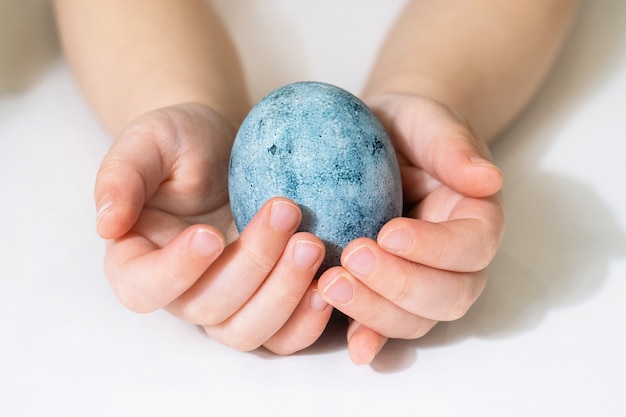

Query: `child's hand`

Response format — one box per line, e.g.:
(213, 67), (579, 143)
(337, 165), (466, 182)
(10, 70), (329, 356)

(95, 103), (333, 355)
(317, 94), (505, 365)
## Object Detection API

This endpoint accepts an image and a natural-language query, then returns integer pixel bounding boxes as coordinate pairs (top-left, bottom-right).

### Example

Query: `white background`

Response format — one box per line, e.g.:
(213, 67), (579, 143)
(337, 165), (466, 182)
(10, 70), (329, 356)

(1, 1), (625, 416)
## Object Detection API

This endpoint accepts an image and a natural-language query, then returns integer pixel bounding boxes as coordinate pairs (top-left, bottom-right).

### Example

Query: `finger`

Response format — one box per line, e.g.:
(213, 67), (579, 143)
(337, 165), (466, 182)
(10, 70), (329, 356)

(262, 285), (333, 355)
(318, 267), (438, 338)
(346, 321), (388, 366)
(367, 94), (503, 198)
(203, 234), (326, 352)
(380, 192), (504, 272)
(105, 220), (225, 314)
(340, 239), (487, 321)
(95, 114), (175, 239)
(167, 197), (302, 325)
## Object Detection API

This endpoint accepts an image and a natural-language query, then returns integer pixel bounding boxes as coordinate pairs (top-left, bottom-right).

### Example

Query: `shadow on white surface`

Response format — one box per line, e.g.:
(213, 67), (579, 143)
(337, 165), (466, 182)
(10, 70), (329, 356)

(370, 168), (626, 373)
(430, 172), (625, 338)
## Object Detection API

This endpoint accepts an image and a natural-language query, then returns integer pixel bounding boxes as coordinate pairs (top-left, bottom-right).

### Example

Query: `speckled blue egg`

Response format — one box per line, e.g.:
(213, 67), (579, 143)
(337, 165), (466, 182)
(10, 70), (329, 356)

(228, 81), (402, 271)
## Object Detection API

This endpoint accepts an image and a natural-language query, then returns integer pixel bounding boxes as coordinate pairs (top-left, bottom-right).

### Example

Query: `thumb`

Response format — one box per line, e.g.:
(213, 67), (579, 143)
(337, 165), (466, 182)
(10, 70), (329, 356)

(367, 94), (503, 198)
(429, 140), (503, 198)
(95, 115), (174, 239)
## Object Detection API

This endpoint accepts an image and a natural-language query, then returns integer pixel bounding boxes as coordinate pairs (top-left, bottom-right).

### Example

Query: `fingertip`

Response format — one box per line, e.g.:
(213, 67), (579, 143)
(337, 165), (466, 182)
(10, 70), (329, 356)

(467, 155), (504, 197)
(469, 155), (503, 179)
(95, 197), (114, 236)
(377, 220), (413, 255)
(95, 198), (139, 239)
(349, 345), (376, 366)
(240, 196), (302, 238)
(94, 170), (145, 239)
(269, 199), (302, 233)
(316, 266), (348, 297)
(347, 322), (387, 366)
(95, 198), (124, 239)
(447, 152), (503, 198)
(309, 289), (331, 312)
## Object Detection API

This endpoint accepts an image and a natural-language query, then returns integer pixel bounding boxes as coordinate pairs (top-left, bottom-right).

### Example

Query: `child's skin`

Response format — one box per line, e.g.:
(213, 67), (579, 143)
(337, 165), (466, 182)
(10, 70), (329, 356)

(53, 0), (578, 365)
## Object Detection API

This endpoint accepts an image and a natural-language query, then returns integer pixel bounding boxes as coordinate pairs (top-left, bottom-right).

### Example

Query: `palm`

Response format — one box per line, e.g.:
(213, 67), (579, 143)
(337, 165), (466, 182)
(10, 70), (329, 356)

(144, 104), (239, 242)
(97, 103), (241, 247)
(368, 94), (501, 225)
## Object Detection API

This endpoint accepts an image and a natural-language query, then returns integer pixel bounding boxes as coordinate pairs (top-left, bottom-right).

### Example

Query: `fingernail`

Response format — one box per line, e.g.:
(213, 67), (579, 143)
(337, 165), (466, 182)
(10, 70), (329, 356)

(293, 240), (322, 270)
(96, 197), (114, 226)
(343, 245), (375, 276)
(323, 275), (354, 304)
(469, 155), (497, 169)
(469, 155), (493, 166)
(379, 227), (411, 253)
(270, 201), (301, 233)
(310, 289), (330, 312)
(190, 229), (222, 258)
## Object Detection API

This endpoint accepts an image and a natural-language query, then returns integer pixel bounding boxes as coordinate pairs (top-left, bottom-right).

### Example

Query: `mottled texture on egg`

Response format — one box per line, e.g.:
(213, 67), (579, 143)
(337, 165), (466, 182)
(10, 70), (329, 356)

(228, 81), (402, 270)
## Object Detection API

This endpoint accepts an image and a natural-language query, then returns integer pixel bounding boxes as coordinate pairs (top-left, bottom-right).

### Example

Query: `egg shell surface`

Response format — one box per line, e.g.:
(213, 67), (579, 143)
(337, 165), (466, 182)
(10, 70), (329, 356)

(228, 81), (402, 270)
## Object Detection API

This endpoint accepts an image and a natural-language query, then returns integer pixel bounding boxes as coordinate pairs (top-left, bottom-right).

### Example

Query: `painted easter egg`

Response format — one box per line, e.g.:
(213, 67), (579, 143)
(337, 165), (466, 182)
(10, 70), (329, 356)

(228, 81), (402, 271)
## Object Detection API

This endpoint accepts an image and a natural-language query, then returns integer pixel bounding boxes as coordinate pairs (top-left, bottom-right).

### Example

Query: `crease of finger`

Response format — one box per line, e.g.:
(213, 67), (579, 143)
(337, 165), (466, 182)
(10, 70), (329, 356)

(169, 199), (303, 325)
(201, 237), (324, 352)
(339, 241), (488, 322)
(261, 286), (334, 356)
(383, 198), (503, 272)
(321, 270), (436, 339)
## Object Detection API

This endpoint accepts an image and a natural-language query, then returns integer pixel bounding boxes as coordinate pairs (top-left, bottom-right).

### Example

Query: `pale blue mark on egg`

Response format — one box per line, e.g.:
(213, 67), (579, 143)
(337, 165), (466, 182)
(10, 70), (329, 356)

(228, 81), (402, 271)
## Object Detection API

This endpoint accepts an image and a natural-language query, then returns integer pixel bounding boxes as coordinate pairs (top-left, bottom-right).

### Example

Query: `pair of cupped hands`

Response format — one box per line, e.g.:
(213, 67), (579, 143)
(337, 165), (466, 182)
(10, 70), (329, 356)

(95, 93), (504, 365)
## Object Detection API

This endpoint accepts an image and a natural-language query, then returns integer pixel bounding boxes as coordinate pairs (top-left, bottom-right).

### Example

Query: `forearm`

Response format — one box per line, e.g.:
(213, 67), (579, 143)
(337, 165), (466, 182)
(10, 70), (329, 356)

(53, 0), (249, 136)
(363, 0), (578, 142)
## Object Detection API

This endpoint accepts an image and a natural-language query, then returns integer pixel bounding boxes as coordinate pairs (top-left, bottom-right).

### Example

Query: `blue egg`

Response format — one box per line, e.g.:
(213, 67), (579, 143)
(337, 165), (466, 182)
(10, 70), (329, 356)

(228, 81), (402, 271)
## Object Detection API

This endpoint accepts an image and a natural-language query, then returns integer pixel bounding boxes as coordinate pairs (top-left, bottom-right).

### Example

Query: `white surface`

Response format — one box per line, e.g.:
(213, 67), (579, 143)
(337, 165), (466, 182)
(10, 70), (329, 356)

(2, 1), (626, 416)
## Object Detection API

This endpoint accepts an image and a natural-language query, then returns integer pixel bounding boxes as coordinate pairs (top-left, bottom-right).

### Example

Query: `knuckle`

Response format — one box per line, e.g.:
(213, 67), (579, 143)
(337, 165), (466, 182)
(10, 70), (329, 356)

(127, 108), (177, 141)
(385, 272), (413, 305)
(243, 245), (278, 275)
(175, 299), (227, 327)
(444, 298), (471, 321)
(359, 300), (387, 329)
(112, 282), (156, 314)
(442, 275), (483, 321)
(233, 338), (263, 352)
(273, 289), (302, 309)
(405, 320), (437, 340)
(266, 343), (299, 357)
(475, 240), (498, 271)
(473, 218), (504, 270)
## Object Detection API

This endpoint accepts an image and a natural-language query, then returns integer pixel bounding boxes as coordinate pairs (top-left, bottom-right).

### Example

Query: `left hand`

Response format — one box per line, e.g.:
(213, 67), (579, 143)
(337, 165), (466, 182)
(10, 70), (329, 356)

(96, 103), (332, 355)
(316, 94), (505, 365)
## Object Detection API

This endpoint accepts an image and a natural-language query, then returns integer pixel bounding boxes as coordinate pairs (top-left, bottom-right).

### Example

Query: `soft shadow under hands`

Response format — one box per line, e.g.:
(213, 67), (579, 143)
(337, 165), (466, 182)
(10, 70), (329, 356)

(378, 171), (626, 364)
